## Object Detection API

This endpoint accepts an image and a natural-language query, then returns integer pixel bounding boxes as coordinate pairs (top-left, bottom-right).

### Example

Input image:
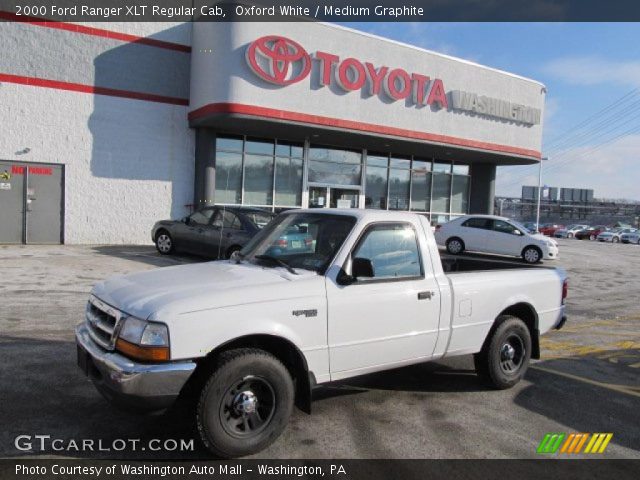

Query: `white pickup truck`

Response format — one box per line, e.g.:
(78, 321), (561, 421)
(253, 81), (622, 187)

(76, 209), (567, 458)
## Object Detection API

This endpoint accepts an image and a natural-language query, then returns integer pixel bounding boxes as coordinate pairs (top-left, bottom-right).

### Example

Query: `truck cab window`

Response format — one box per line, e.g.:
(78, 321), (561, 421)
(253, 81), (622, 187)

(352, 223), (422, 279)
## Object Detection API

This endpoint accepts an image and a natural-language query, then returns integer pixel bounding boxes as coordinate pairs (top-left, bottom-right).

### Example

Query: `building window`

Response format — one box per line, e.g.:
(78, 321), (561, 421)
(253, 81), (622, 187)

(410, 159), (431, 212)
(215, 135), (303, 209)
(215, 150), (243, 204)
(244, 153), (274, 206)
(451, 164), (470, 214)
(431, 162), (452, 213)
(275, 141), (303, 207)
(308, 146), (362, 185)
(388, 156), (411, 210)
(365, 154), (388, 209)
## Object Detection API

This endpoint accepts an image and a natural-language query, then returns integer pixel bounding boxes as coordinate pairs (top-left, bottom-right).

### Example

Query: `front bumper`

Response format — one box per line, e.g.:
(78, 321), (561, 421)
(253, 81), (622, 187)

(75, 323), (196, 411)
(543, 245), (559, 260)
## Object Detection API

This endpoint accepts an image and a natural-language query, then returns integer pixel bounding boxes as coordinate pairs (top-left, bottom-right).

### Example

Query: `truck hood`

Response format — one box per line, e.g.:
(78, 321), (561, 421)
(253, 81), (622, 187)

(91, 260), (320, 320)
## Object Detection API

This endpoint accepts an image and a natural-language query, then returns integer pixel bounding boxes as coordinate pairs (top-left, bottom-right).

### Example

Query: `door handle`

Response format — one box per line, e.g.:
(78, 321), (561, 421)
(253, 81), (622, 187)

(418, 291), (436, 300)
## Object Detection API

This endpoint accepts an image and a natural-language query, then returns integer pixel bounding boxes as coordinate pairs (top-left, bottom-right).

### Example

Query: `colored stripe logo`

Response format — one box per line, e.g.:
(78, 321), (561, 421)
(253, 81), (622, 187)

(537, 433), (613, 454)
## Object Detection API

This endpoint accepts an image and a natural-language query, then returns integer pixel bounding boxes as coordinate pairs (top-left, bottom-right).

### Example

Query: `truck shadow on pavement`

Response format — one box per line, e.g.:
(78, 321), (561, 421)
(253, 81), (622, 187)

(2, 334), (638, 458)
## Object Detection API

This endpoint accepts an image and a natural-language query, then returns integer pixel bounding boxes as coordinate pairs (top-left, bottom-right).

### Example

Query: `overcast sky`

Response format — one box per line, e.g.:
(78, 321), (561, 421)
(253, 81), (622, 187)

(343, 22), (640, 201)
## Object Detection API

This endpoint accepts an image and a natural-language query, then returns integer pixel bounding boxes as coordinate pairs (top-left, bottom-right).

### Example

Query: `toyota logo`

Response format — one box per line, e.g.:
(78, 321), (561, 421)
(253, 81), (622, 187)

(245, 35), (311, 86)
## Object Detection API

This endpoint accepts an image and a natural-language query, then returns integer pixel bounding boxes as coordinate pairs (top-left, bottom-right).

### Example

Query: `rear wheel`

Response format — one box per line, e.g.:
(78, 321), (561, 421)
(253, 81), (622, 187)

(446, 237), (465, 255)
(197, 349), (294, 458)
(522, 246), (542, 264)
(613, 237), (620, 243)
(155, 230), (173, 255)
(567, 232), (574, 238)
(590, 234), (595, 241)
(474, 315), (532, 389)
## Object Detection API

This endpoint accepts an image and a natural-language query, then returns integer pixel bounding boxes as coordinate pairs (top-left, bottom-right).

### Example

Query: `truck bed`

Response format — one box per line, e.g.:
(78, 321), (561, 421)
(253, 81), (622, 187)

(440, 253), (554, 273)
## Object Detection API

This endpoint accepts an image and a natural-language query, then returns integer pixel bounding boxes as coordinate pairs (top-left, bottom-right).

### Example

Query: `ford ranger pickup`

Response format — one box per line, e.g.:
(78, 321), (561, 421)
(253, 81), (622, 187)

(76, 209), (568, 457)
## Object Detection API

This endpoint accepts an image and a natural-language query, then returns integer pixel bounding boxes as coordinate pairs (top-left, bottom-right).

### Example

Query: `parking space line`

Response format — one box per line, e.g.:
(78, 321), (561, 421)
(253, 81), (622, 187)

(530, 365), (640, 398)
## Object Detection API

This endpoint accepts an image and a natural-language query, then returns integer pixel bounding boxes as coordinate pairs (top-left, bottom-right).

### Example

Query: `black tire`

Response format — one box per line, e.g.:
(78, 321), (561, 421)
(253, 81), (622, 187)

(197, 348), (294, 458)
(226, 245), (242, 259)
(521, 245), (542, 264)
(612, 237), (620, 243)
(567, 232), (574, 239)
(446, 237), (465, 255)
(155, 230), (174, 255)
(474, 315), (532, 389)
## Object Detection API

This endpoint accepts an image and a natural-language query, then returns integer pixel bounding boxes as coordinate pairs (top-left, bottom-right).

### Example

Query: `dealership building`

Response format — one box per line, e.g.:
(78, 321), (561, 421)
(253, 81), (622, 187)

(0, 19), (545, 244)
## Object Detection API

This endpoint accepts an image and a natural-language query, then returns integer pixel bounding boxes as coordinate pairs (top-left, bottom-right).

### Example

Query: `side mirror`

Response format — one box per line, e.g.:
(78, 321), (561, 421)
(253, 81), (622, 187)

(352, 257), (374, 278)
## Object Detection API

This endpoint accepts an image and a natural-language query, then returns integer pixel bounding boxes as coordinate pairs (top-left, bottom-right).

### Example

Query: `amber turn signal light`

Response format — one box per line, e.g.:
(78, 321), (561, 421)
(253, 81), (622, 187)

(115, 338), (170, 362)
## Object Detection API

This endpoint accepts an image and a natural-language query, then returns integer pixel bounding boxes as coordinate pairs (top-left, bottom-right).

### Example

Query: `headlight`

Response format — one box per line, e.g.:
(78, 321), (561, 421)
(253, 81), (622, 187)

(119, 317), (148, 344)
(116, 316), (170, 362)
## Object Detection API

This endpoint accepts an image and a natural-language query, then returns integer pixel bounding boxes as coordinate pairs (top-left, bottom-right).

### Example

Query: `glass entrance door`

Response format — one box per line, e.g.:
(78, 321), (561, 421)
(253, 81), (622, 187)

(330, 188), (359, 208)
(308, 186), (359, 209)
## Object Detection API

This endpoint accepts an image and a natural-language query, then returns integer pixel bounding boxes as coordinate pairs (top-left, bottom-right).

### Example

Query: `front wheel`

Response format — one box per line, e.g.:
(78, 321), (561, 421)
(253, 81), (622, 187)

(612, 237), (620, 243)
(590, 234), (595, 241)
(522, 246), (542, 264)
(197, 349), (294, 458)
(155, 231), (174, 255)
(567, 232), (574, 238)
(446, 237), (465, 255)
(474, 315), (532, 389)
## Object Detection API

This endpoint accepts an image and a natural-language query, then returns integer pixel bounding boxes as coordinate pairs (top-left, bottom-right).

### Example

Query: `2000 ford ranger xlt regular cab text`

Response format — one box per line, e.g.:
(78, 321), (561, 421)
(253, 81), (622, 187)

(76, 209), (568, 457)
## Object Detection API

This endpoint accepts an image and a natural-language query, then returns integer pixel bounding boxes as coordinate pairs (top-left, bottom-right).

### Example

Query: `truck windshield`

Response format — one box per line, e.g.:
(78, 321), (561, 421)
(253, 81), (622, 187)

(240, 212), (357, 273)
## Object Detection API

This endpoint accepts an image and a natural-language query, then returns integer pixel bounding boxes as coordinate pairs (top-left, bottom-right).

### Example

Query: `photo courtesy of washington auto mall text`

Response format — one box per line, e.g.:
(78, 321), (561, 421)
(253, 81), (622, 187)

(1, 0), (639, 479)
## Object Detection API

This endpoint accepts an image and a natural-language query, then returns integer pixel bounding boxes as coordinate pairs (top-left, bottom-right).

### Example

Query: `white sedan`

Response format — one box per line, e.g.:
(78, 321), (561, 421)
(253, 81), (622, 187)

(621, 231), (640, 244)
(599, 228), (638, 243)
(435, 215), (559, 263)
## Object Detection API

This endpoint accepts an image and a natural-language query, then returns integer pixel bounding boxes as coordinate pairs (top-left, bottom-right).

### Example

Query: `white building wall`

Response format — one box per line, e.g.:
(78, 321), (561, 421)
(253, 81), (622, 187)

(0, 21), (194, 244)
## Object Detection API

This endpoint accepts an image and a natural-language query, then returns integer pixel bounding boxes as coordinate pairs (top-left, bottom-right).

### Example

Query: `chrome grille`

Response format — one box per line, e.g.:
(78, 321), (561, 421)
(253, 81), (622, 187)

(85, 296), (124, 350)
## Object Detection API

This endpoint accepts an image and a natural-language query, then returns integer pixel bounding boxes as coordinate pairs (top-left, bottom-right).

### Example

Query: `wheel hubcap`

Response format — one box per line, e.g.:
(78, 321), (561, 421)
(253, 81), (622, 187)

(499, 335), (525, 374)
(157, 235), (171, 252)
(525, 249), (539, 262)
(219, 376), (275, 438)
(233, 391), (258, 415)
(450, 241), (461, 253)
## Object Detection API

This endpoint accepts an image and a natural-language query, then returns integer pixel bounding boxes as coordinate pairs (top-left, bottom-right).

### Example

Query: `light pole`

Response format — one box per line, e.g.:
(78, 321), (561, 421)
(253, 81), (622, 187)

(536, 156), (549, 232)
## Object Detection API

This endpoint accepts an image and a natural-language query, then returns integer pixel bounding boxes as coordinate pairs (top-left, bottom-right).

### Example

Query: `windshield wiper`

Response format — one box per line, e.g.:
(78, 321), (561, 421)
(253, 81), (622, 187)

(254, 255), (298, 275)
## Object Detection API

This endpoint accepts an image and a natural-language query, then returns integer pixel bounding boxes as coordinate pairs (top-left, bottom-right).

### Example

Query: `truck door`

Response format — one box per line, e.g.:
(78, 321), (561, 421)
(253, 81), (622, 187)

(325, 221), (441, 378)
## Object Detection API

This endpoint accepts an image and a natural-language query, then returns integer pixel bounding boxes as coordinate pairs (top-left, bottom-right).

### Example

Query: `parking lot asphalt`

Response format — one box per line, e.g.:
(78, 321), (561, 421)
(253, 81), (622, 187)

(1, 239), (638, 459)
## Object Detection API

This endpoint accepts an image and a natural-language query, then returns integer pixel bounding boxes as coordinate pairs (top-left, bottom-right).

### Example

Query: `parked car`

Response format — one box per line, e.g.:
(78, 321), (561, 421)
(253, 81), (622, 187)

(575, 225), (610, 240)
(554, 224), (589, 238)
(539, 223), (564, 236)
(434, 214), (559, 263)
(621, 231), (640, 244)
(522, 222), (539, 233)
(152, 206), (276, 258)
(597, 227), (638, 243)
(77, 209), (567, 457)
